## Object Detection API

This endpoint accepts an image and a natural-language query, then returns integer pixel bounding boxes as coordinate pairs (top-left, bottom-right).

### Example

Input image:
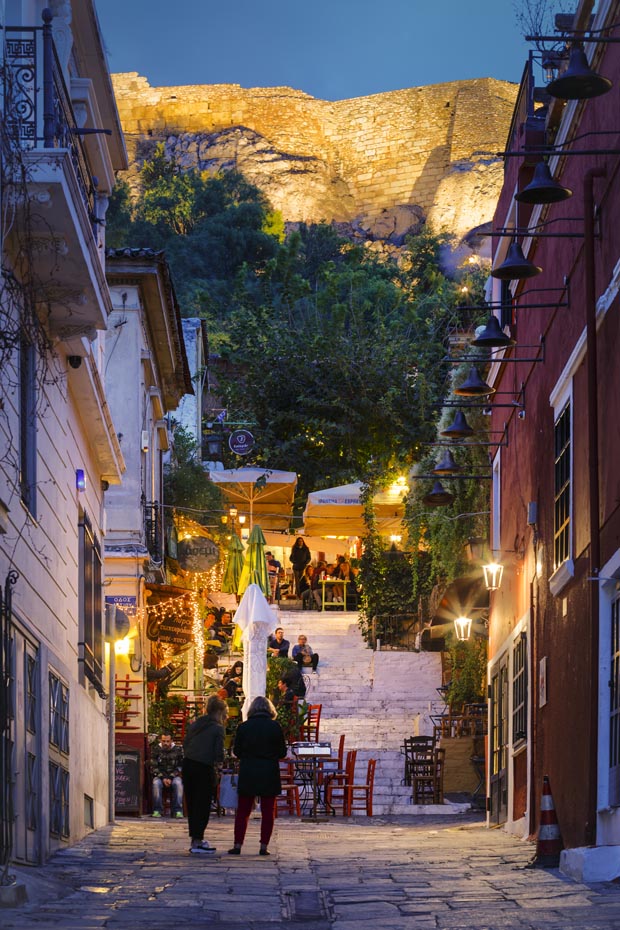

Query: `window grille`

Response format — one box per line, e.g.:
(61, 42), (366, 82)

(26, 653), (37, 734)
(512, 634), (527, 744)
(49, 671), (69, 754)
(610, 597), (620, 806)
(26, 752), (37, 831)
(78, 513), (105, 696)
(553, 402), (571, 570)
(49, 761), (69, 838)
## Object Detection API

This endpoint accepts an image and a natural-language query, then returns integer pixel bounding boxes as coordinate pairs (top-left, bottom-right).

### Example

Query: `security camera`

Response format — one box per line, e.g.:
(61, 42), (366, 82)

(67, 355), (82, 369)
(518, 409), (526, 420)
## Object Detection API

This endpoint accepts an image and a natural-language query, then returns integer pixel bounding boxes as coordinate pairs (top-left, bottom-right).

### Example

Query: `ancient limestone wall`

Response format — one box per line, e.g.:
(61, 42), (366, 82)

(112, 73), (517, 242)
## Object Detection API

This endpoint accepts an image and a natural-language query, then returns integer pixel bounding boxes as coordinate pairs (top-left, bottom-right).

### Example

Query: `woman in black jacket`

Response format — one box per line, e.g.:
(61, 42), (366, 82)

(182, 694), (227, 854)
(289, 537), (311, 597)
(228, 695), (287, 856)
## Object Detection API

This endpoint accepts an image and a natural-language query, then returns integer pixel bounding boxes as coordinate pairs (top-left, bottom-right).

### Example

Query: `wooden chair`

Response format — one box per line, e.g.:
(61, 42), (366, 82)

(325, 749), (357, 815)
(411, 748), (443, 804)
(401, 736), (435, 786)
(302, 704), (322, 741)
(345, 758), (377, 816)
(335, 733), (345, 769)
(434, 747), (445, 804)
(275, 759), (301, 816)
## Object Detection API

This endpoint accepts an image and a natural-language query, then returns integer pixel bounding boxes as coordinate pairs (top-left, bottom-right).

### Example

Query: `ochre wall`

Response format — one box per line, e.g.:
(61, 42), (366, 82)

(111, 73), (518, 240)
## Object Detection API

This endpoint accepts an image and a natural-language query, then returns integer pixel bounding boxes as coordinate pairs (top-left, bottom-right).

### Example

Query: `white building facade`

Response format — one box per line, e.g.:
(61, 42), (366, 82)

(0, 1), (126, 864)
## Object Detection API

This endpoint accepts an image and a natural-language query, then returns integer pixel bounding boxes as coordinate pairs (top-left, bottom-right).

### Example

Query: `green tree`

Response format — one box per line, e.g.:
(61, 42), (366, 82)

(164, 425), (223, 522)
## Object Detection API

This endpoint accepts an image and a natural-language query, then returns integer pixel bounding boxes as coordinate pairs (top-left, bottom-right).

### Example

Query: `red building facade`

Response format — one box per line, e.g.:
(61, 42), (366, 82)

(486, 0), (620, 879)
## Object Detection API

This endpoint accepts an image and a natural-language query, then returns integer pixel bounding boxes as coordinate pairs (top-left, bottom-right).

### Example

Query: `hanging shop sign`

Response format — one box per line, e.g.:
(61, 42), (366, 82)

(177, 535), (219, 572)
(229, 429), (254, 455)
(148, 612), (193, 646)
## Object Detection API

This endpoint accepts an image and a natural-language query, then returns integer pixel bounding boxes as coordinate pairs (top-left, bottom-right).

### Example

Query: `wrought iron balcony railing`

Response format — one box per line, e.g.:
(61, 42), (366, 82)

(2, 12), (96, 223)
(144, 501), (163, 564)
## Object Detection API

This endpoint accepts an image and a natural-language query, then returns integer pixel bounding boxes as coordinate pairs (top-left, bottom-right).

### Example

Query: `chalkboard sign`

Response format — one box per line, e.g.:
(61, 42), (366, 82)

(115, 747), (142, 814)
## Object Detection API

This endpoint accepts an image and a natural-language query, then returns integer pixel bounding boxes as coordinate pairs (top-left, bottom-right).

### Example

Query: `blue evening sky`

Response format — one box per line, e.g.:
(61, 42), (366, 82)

(97, 0), (532, 101)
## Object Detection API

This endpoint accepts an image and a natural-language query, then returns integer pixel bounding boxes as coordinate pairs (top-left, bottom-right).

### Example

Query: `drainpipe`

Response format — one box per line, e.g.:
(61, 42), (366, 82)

(584, 167), (605, 847)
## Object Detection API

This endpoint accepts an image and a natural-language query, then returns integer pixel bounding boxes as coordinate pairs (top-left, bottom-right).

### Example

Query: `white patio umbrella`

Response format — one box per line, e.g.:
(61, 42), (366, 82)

(232, 583), (276, 719)
(302, 481), (406, 537)
(209, 467), (297, 531)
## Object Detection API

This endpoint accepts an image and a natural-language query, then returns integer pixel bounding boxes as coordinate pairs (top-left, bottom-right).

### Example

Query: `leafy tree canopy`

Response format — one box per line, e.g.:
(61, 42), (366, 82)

(108, 149), (487, 503)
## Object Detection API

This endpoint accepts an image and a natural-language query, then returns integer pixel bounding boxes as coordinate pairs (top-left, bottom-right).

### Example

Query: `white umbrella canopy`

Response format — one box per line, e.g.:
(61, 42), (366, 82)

(303, 481), (406, 538)
(209, 467), (297, 531)
(233, 583), (277, 719)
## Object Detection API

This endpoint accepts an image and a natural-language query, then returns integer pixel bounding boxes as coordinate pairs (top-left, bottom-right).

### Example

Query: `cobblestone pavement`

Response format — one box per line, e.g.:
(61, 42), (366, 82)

(4, 813), (620, 929)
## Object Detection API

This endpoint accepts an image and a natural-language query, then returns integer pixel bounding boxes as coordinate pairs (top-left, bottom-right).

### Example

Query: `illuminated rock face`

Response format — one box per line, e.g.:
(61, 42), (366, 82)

(112, 73), (518, 243)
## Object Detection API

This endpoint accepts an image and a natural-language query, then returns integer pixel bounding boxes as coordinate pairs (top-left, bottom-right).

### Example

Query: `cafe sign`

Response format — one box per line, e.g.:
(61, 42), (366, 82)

(229, 429), (254, 455)
(177, 535), (219, 572)
(148, 612), (193, 646)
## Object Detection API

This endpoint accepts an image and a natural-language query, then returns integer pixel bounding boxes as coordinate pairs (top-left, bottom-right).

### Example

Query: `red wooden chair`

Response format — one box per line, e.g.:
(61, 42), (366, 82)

(302, 704), (322, 741)
(325, 749), (357, 815)
(275, 759), (301, 816)
(345, 758), (377, 816)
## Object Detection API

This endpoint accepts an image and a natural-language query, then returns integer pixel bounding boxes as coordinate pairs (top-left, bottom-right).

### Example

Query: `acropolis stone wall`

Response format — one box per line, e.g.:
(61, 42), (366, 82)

(112, 73), (518, 242)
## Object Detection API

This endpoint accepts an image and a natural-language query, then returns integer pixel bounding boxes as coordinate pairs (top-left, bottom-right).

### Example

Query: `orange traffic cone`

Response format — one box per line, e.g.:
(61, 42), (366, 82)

(529, 775), (562, 867)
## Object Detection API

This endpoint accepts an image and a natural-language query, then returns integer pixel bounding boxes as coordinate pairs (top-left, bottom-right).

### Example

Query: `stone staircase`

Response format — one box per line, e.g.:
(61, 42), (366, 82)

(276, 607), (455, 815)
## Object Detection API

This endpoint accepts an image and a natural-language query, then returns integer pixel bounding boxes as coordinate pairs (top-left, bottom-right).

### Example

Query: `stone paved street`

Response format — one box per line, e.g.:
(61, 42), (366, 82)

(4, 814), (620, 929)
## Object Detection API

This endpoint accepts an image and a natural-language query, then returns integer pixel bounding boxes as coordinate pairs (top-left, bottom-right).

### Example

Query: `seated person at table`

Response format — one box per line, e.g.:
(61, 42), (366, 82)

(204, 609), (227, 654)
(267, 627), (290, 657)
(275, 677), (295, 707)
(150, 733), (184, 818)
(332, 555), (352, 603)
(292, 634), (319, 672)
(212, 609), (235, 647)
(281, 663), (307, 699)
(299, 564), (313, 608)
(222, 660), (244, 698)
(309, 561), (328, 609)
(266, 552), (281, 604)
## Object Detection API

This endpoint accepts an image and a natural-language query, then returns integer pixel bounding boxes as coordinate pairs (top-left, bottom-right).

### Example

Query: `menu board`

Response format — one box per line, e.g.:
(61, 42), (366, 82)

(114, 747), (142, 814)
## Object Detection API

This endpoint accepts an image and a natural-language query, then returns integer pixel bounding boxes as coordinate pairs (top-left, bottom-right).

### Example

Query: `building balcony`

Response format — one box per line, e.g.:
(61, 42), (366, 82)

(3, 16), (111, 344)
(144, 501), (164, 565)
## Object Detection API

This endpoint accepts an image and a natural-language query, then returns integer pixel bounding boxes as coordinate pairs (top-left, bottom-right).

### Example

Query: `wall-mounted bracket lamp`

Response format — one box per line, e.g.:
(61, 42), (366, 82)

(456, 301), (568, 311)
(493, 227), (585, 239)
(444, 335), (545, 364)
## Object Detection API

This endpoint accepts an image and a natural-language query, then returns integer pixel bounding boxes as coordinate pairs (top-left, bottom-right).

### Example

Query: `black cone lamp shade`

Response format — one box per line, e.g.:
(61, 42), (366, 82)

(433, 450), (460, 475)
(472, 316), (515, 348)
(491, 242), (542, 281)
(423, 481), (454, 506)
(547, 46), (612, 100)
(454, 366), (496, 397)
(515, 161), (572, 205)
(440, 411), (475, 439)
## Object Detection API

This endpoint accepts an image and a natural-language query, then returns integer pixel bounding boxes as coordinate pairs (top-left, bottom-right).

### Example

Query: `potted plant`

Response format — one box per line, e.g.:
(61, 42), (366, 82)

(115, 695), (131, 727)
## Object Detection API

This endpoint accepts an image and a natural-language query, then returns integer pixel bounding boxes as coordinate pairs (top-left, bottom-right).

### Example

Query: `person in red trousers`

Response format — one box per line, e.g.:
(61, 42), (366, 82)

(228, 695), (287, 856)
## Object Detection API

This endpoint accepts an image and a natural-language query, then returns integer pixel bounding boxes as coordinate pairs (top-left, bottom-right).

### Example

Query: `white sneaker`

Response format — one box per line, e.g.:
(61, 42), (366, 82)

(190, 841), (216, 854)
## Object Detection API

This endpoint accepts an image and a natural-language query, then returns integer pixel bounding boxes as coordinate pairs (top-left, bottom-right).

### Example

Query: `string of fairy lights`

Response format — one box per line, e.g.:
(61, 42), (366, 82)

(139, 562), (226, 665)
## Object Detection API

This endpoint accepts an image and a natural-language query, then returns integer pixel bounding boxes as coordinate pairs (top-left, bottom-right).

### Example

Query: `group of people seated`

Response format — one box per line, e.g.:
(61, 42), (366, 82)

(297, 555), (359, 609)
(267, 627), (319, 671)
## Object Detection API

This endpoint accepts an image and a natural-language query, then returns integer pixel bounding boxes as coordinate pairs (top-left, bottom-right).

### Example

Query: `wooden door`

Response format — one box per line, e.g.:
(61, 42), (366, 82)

(489, 657), (508, 824)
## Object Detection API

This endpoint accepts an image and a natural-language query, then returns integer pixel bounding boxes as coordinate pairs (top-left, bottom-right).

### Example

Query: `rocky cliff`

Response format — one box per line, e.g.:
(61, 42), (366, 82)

(112, 73), (518, 249)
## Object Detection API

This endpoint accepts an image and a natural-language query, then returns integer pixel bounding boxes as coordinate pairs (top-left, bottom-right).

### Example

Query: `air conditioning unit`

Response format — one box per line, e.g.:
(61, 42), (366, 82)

(141, 430), (149, 452)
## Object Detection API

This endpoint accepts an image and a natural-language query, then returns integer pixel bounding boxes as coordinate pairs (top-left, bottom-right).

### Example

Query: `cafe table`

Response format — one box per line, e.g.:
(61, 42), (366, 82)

(319, 578), (349, 611)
